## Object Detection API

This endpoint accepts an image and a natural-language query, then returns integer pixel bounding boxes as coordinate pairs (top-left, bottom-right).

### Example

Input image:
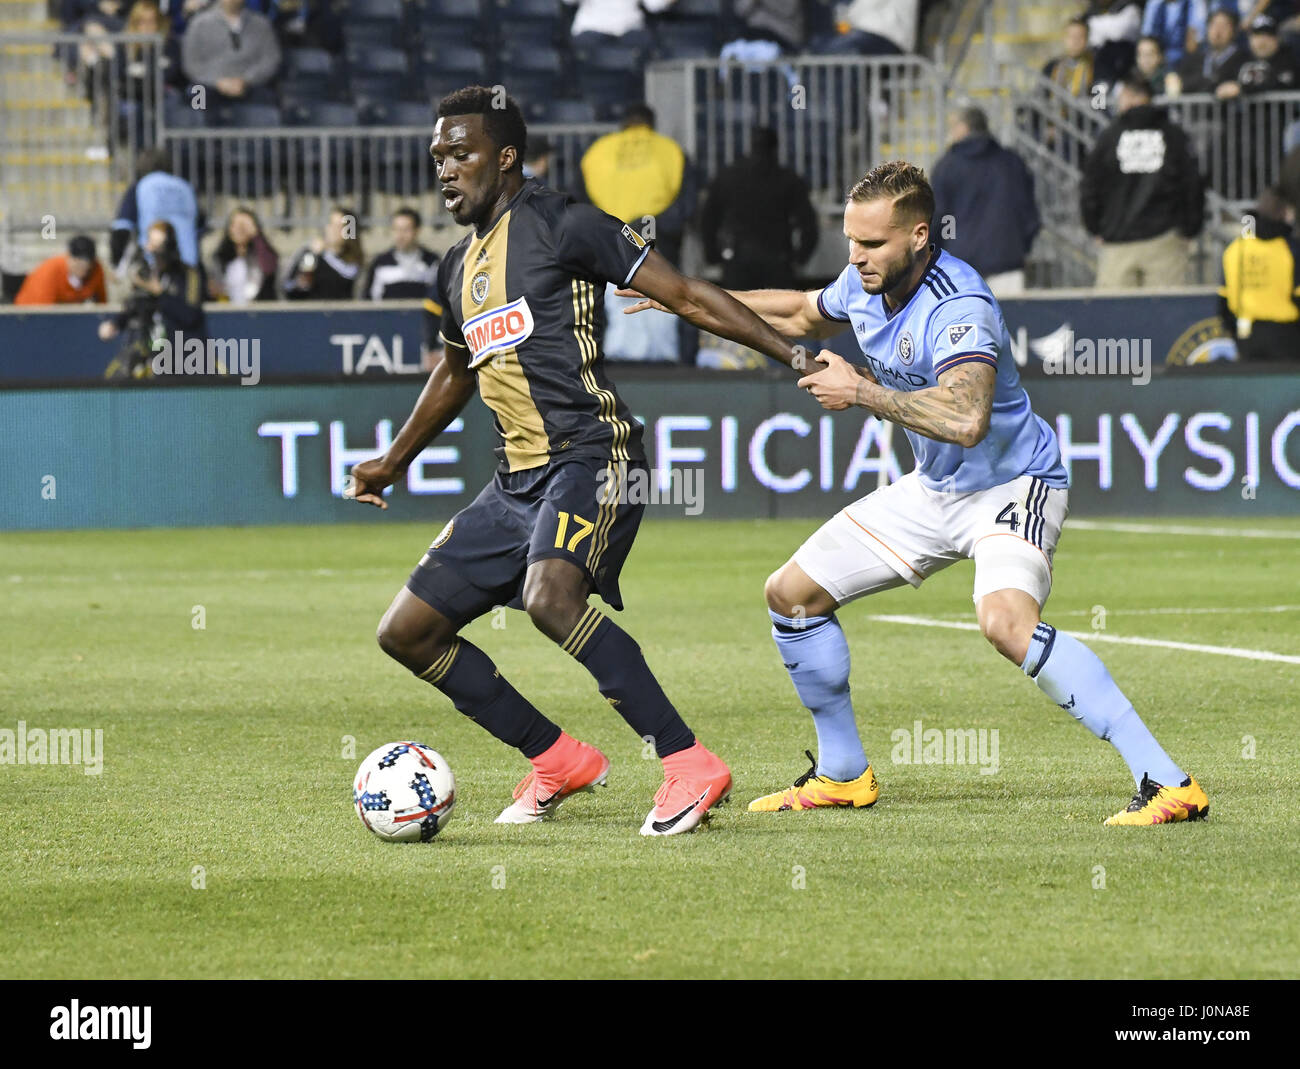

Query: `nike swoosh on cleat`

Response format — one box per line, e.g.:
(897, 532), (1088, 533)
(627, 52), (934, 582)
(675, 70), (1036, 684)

(650, 787), (712, 833)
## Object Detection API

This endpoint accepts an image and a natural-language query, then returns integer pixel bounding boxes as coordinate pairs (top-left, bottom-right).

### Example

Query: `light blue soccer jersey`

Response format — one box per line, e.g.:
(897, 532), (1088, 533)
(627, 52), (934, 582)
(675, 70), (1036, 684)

(817, 248), (1068, 493)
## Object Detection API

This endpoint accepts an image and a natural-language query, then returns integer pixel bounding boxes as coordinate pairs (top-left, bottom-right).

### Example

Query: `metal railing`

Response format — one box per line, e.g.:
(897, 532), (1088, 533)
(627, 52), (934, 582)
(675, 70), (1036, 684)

(0, 32), (165, 225)
(646, 55), (949, 210)
(159, 122), (614, 230)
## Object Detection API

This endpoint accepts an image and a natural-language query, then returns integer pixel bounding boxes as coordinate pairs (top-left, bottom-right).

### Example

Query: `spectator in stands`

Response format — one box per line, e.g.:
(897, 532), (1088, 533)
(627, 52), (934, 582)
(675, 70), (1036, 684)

(284, 207), (365, 300)
(734, 0), (807, 52)
(363, 208), (439, 302)
(1218, 186), (1300, 361)
(98, 220), (206, 378)
(1085, 1), (1144, 86)
(700, 126), (818, 290)
(15, 236), (108, 305)
(1081, 74), (1206, 288)
(581, 103), (695, 360)
(931, 106), (1041, 296)
(812, 0), (919, 55)
(111, 148), (200, 269)
(181, 0), (282, 105)
(1220, 14), (1300, 94)
(1043, 16), (1097, 101)
(564, 0), (674, 55)
(209, 207), (280, 304)
(1135, 34), (1172, 89)
(1167, 6), (1246, 95)
(123, 0), (181, 94)
(1140, 0), (1207, 68)
(523, 134), (553, 184)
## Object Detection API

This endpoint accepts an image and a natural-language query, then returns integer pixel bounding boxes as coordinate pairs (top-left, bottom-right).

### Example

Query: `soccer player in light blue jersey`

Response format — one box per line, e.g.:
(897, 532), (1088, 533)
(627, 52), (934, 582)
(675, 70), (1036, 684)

(715, 161), (1207, 826)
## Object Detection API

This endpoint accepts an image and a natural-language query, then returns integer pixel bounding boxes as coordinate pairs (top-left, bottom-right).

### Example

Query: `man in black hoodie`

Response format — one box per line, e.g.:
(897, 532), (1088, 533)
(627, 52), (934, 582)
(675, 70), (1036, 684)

(931, 106), (1040, 295)
(1080, 74), (1205, 289)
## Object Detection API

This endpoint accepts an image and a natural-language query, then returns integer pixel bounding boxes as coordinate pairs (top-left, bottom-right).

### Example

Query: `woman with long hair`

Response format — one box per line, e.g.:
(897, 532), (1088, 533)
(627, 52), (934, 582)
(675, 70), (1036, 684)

(210, 207), (281, 304)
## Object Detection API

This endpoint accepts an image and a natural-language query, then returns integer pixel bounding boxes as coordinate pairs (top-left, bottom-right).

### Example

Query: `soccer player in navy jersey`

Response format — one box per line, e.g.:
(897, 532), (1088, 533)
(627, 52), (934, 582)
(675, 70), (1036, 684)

(346, 87), (803, 835)
(626, 161), (1208, 826)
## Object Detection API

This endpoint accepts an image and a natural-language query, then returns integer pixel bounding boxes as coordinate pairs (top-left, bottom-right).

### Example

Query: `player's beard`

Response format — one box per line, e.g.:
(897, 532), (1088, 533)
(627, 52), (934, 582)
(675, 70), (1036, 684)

(862, 245), (918, 296)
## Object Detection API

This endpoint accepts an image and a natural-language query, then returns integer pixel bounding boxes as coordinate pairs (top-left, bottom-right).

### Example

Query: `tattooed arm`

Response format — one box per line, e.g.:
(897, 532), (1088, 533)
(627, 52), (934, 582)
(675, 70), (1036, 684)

(797, 350), (995, 448)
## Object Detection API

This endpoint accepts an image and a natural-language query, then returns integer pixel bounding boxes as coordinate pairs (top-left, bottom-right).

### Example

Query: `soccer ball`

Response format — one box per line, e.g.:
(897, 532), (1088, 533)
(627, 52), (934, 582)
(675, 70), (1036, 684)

(353, 742), (456, 842)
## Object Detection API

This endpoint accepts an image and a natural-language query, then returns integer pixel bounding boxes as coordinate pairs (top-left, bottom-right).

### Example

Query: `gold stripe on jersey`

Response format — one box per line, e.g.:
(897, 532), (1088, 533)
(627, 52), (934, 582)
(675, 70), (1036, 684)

(463, 211), (550, 472)
(571, 279), (632, 461)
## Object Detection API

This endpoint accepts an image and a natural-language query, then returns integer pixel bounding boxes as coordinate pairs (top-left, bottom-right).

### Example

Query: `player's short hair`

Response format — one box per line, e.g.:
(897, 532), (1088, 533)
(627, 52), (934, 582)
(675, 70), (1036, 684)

(67, 234), (96, 260)
(436, 85), (527, 168)
(847, 161), (935, 229)
(393, 206), (421, 229)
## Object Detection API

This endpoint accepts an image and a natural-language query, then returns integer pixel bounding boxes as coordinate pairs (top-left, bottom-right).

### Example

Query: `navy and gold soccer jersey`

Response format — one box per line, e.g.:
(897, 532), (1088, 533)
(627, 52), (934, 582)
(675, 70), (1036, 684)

(435, 177), (650, 473)
(405, 179), (656, 622)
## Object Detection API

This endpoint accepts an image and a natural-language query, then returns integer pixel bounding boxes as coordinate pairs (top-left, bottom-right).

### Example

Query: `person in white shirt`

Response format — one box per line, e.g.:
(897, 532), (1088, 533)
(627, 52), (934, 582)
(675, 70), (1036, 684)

(564, 0), (675, 54)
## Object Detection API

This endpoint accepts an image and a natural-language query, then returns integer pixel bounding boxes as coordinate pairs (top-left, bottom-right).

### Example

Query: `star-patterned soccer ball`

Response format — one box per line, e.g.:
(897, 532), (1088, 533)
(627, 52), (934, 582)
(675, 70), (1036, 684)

(353, 742), (456, 842)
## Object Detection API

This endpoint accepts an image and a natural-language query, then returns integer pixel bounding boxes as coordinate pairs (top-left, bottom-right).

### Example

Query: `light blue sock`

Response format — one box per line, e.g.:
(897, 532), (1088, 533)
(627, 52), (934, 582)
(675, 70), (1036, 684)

(770, 610), (868, 781)
(1022, 623), (1186, 788)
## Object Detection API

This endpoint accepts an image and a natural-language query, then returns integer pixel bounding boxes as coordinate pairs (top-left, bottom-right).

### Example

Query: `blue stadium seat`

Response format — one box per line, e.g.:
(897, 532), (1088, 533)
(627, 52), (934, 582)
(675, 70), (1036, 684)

(503, 70), (565, 112)
(574, 41), (645, 71)
(349, 72), (407, 118)
(574, 67), (640, 106)
(423, 71), (477, 101)
(498, 42), (563, 73)
(494, 0), (562, 20)
(669, 0), (724, 16)
(386, 101), (436, 126)
(285, 47), (335, 78)
(525, 97), (597, 124)
(414, 42), (491, 80)
(285, 101), (361, 127)
(345, 44), (410, 77)
(215, 102), (281, 127)
(349, 0), (404, 20)
(654, 21), (718, 59)
(411, 0), (489, 47)
(342, 22), (400, 50)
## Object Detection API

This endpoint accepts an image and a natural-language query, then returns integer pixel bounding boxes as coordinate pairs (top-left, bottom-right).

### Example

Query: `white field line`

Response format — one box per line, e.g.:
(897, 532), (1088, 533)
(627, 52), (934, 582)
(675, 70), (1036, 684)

(930, 605), (1300, 619)
(1068, 520), (1300, 539)
(866, 614), (1300, 665)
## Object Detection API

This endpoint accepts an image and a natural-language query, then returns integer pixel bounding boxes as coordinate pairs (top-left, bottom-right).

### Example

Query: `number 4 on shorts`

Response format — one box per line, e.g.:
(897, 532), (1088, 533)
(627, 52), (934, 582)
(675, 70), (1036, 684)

(995, 502), (1020, 532)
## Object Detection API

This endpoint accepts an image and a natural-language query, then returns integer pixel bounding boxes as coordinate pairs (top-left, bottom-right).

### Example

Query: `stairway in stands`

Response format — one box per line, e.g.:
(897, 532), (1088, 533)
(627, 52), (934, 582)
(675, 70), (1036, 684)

(0, 0), (117, 276)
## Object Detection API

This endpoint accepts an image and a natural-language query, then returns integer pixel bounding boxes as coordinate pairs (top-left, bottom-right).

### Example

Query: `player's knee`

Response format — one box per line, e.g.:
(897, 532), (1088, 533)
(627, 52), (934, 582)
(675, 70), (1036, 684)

(522, 585), (583, 641)
(978, 606), (1032, 664)
(376, 607), (443, 665)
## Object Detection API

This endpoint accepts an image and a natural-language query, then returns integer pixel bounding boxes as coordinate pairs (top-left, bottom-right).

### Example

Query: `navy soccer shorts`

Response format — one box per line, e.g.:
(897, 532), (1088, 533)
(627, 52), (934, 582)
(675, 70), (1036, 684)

(405, 456), (646, 627)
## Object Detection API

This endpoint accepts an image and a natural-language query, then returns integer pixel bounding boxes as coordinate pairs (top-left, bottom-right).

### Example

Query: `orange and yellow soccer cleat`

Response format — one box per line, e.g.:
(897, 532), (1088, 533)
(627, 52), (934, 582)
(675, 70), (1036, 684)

(639, 740), (732, 836)
(748, 750), (879, 812)
(1104, 773), (1209, 826)
(494, 733), (610, 824)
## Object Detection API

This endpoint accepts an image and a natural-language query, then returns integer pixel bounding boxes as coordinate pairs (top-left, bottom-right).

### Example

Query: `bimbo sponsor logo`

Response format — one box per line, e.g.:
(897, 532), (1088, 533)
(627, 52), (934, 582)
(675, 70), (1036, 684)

(464, 296), (535, 367)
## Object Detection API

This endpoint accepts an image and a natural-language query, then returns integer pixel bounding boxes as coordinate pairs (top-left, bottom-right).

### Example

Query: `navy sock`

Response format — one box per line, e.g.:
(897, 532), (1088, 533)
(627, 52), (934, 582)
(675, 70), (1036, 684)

(562, 606), (695, 758)
(1022, 623), (1185, 788)
(419, 639), (561, 758)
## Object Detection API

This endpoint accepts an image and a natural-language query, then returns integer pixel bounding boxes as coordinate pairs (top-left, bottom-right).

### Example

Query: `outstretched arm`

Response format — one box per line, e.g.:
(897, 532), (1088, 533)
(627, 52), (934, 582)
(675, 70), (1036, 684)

(798, 351), (995, 448)
(621, 249), (807, 369)
(345, 344), (475, 509)
(620, 269), (843, 341)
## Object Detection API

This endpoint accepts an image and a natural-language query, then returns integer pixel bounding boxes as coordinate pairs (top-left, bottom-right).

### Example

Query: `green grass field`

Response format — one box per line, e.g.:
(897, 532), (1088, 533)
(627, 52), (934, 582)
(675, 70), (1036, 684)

(1, 517), (1297, 979)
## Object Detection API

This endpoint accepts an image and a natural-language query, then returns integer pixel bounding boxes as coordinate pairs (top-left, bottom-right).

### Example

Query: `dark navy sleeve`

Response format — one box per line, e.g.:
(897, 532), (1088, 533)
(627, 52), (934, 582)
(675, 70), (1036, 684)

(556, 202), (653, 287)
